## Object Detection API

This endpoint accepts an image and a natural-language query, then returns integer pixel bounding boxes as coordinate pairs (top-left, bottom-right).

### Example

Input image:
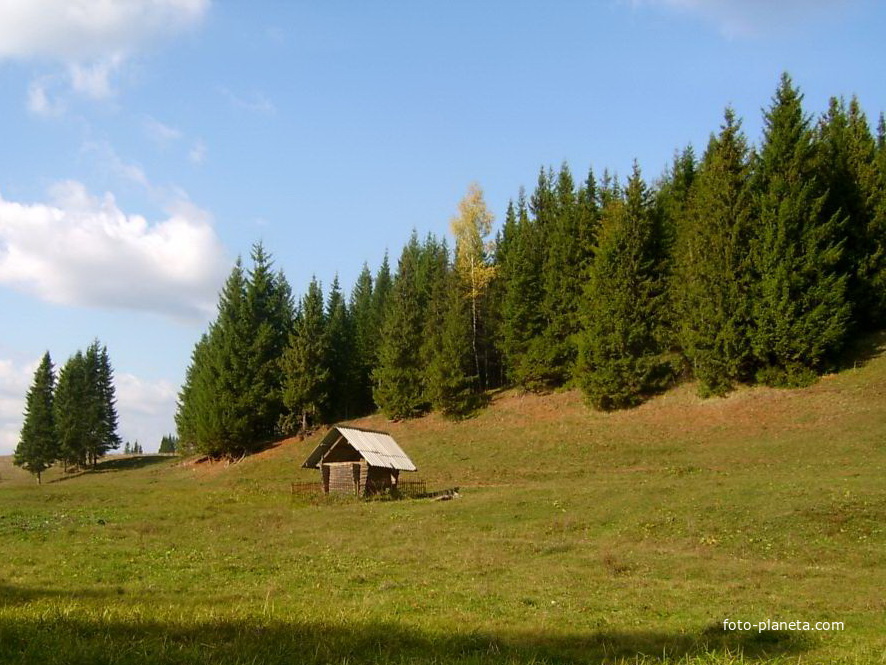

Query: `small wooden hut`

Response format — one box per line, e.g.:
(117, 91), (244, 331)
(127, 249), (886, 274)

(302, 426), (417, 496)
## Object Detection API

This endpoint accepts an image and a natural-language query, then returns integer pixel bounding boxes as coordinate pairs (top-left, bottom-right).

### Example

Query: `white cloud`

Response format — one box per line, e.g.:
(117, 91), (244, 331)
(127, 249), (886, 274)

(0, 0), (210, 61)
(0, 181), (229, 322)
(0, 0), (210, 109)
(630, 0), (851, 37)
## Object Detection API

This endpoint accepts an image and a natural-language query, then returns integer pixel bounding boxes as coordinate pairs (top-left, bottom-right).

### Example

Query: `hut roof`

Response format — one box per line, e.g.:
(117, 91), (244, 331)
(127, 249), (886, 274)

(302, 426), (417, 472)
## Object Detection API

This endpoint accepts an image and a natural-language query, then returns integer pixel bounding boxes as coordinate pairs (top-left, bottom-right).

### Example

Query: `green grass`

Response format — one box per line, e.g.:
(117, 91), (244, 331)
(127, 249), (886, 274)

(1, 338), (884, 664)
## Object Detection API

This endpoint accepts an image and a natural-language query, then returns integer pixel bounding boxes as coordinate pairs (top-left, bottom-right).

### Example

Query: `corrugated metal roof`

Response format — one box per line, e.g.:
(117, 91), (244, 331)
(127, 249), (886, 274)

(302, 426), (417, 472)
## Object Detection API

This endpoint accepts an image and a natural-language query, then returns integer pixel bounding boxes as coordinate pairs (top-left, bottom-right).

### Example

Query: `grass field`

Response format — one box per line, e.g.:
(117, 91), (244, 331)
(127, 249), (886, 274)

(1, 338), (884, 664)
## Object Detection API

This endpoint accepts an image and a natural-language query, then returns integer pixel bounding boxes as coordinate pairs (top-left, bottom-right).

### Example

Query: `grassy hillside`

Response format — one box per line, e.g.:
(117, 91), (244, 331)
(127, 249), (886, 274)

(1, 337), (884, 664)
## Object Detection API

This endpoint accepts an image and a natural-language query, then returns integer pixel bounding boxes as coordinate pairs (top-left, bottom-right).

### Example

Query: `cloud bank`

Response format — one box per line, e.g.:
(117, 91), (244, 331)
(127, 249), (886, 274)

(0, 0), (210, 109)
(0, 181), (228, 321)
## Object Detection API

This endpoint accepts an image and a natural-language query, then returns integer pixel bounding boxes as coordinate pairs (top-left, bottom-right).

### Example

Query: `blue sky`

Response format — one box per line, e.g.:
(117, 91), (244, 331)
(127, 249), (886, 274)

(0, 0), (883, 454)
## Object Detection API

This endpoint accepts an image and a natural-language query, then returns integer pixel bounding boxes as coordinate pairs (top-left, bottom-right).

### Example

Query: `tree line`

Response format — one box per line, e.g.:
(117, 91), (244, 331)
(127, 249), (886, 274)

(176, 74), (885, 458)
(14, 341), (121, 483)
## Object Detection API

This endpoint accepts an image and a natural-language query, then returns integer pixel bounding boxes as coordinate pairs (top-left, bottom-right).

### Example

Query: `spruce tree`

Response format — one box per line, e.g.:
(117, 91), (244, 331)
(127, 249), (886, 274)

(324, 275), (352, 420)
(348, 264), (376, 415)
(425, 269), (478, 417)
(816, 97), (886, 329)
(14, 352), (57, 483)
(750, 74), (850, 385)
(82, 340), (121, 465)
(54, 351), (90, 469)
(373, 241), (426, 419)
(540, 163), (599, 384)
(576, 164), (670, 410)
(499, 189), (547, 390)
(672, 109), (754, 395)
(243, 243), (293, 440)
(280, 278), (330, 433)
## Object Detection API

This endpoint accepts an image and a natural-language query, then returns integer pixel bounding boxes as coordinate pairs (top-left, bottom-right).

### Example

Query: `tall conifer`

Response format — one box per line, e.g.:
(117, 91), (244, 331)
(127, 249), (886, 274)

(750, 74), (850, 384)
(673, 109), (754, 395)
(281, 279), (330, 433)
(373, 241), (426, 419)
(576, 164), (670, 409)
(14, 352), (56, 483)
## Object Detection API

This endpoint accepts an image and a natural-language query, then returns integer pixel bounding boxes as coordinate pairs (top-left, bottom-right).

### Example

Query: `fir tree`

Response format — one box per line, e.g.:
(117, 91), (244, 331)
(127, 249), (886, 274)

(373, 241), (426, 419)
(576, 164), (671, 410)
(348, 263), (376, 415)
(816, 96), (886, 329)
(672, 109), (754, 395)
(14, 352), (56, 483)
(280, 278), (330, 433)
(54, 351), (90, 469)
(243, 243), (293, 440)
(498, 189), (547, 390)
(158, 434), (179, 454)
(539, 163), (599, 384)
(84, 340), (121, 465)
(425, 268), (478, 417)
(324, 275), (352, 420)
(750, 74), (850, 385)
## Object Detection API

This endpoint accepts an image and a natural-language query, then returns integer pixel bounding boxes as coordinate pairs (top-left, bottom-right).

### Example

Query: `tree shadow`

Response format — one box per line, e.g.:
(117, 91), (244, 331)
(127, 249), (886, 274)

(833, 329), (886, 371)
(44, 455), (175, 483)
(93, 455), (175, 472)
(0, 592), (813, 665)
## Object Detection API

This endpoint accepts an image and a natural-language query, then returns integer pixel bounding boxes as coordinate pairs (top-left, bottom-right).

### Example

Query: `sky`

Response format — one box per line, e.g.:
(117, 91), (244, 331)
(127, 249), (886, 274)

(0, 0), (884, 455)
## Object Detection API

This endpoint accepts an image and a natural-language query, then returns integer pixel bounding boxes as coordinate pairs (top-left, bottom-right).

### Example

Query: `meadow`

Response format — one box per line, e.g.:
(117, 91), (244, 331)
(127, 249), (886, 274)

(0, 337), (884, 664)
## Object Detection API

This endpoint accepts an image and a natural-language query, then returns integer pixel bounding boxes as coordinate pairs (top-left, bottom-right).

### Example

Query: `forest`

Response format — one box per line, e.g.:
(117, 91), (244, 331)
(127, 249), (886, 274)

(172, 73), (885, 459)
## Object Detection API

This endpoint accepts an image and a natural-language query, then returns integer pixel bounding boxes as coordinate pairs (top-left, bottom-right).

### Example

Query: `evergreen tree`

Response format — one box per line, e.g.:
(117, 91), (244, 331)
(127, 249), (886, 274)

(243, 243), (293, 440)
(672, 109), (754, 395)
(498, 189), (547, 390)
(124, 441), (131, 455)
(425, 269), (478, 417)
(539, 163), (599, 384)
(176, 250), (293, 458)
(14, 352), (56, 483)
(655, 145), (697, 257)
(750, 74), (850, 385)
(82, 340), (121, 465)
(372, 253), (393, 347)
(576, 163), (671, 410)
(54, 351), (90, 468)
(158, 434), (179, 454)
(280, 278), (329, 433)
(816, 96), (886, 329)
(176, 259), (255, 457)
(348, 264), (376, 415)
(324, 275), (352, 420)
(373, 241), (426, 419)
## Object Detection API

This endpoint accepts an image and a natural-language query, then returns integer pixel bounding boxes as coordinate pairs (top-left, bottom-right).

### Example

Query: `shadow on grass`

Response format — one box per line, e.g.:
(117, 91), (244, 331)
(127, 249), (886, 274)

(834, 329), (886, 371)
(93, 455), (175, 472)
(0, 594), (812, 665)
(47, 456), (175, 482)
